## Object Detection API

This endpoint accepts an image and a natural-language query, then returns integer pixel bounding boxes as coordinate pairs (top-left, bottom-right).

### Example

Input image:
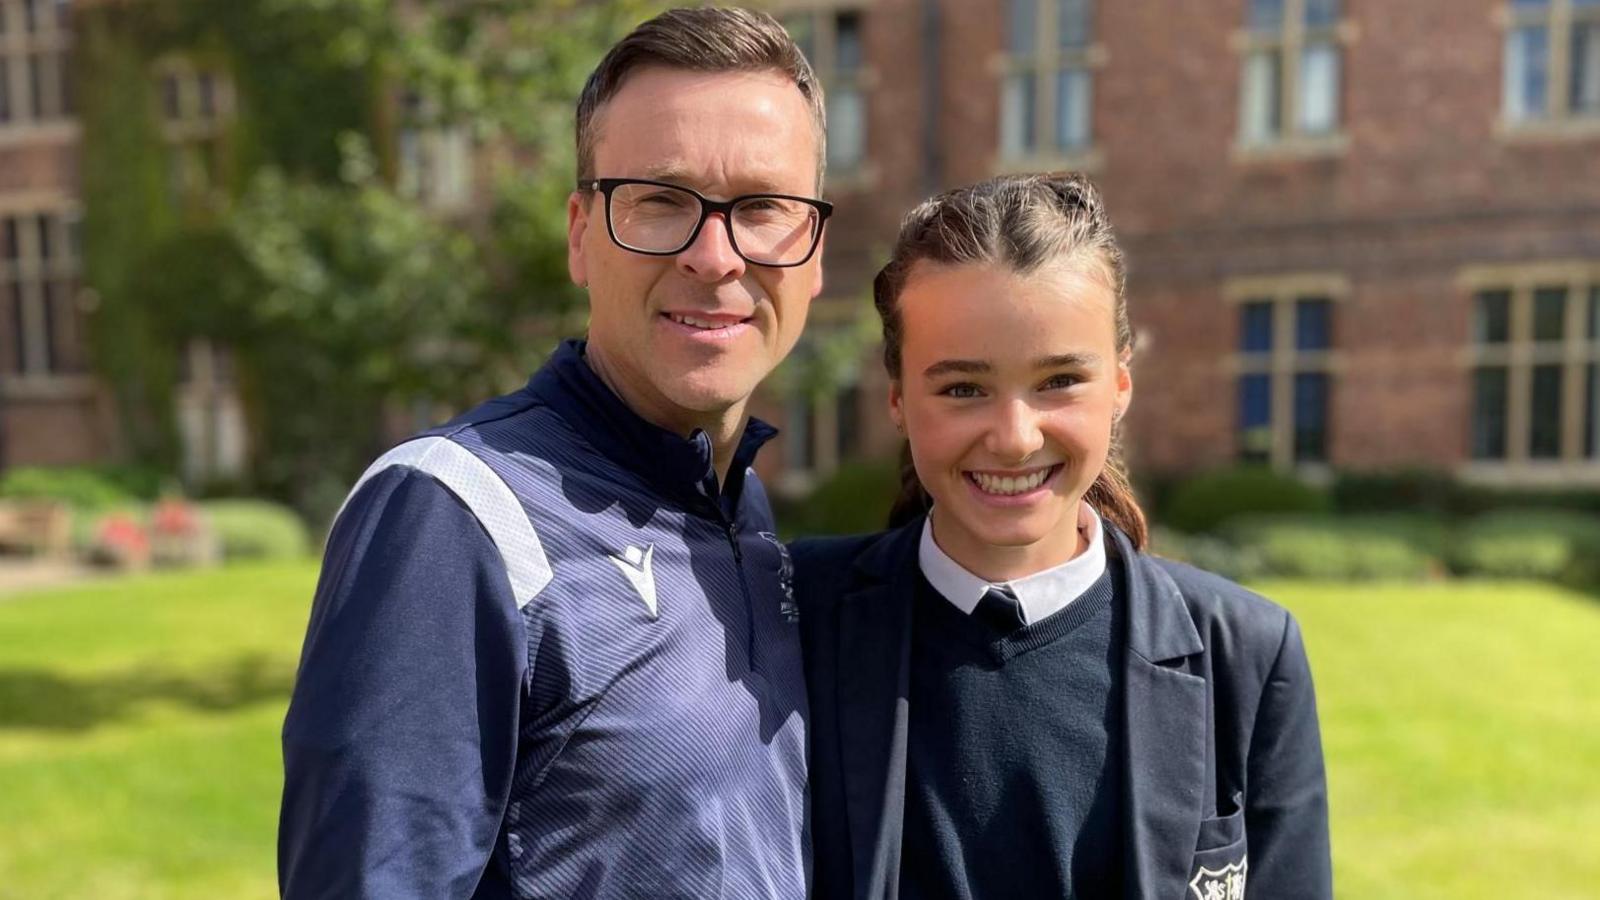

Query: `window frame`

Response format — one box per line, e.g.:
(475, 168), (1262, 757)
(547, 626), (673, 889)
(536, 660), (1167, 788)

(0, 201), (86, 384)
(1499, 0), (1600, 136)
(780, 3), (876, 187)
(1225, 273), (1347, 472)
(992, 0), (1106, 173)
(0, 0), (76, 140)
(1460, 262), (1600, 481)
(1232, 0), (1353, 158)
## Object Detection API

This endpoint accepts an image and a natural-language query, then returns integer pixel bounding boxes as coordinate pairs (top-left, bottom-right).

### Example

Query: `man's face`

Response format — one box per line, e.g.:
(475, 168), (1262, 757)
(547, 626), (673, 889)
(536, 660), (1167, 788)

(568, 66), (824, 428)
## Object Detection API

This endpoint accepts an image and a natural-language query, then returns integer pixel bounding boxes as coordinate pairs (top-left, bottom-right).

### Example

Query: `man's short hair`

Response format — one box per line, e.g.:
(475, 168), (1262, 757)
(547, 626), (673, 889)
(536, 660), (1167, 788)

(575, 6), (826, 188)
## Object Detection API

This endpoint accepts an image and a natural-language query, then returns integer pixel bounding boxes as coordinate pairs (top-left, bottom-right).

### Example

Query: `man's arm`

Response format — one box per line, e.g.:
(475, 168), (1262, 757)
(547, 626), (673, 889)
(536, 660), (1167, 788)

(1244, 613), (1334, 899)
(279, 466), (526, 899)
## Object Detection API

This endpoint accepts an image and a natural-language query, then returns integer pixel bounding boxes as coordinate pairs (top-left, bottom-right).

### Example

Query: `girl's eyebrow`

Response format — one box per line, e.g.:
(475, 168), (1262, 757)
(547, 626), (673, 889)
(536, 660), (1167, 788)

(1034, 352), (1101, 369)
(923, 359), (991, 378)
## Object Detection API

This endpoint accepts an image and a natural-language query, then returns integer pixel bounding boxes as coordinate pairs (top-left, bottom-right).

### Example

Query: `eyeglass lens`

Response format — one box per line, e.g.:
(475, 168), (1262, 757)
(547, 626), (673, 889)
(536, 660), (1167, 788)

(607, 182), (820, 265)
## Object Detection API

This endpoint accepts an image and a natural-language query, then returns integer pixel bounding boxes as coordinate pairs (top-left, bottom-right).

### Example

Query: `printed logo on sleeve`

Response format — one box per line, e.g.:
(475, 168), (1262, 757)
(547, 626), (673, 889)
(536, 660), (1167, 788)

(1189, 857), (1246, 900)
(758, 532), (799, 623)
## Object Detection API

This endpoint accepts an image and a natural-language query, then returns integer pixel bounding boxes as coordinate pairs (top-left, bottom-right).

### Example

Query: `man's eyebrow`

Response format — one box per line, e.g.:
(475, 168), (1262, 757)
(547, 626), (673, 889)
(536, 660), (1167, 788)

(637, 165), (788, 196)
(923, 359), (993, 378)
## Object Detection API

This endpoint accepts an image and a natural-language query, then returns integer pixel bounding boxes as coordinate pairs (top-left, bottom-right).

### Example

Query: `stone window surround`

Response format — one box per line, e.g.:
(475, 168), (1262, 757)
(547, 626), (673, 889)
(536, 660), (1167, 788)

(1230, 0), (1356, 161)
(989, 0), (1106, 175)
(777, 0), (879, 189)
(1224, 272), (1348, 472)
(1458, 261), (1600, 483)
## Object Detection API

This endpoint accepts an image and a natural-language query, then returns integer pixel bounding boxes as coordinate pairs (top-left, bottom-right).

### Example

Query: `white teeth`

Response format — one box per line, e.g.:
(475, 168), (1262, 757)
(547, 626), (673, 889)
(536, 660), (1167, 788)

(971, 468), (1051, 495)
(670, 313), (743, 330)
(670, 314), (719, 329)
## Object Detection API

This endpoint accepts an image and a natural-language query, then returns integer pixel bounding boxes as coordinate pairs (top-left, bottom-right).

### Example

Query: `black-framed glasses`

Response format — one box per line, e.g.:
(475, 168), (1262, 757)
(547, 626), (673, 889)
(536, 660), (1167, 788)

(577, 178), (833, 267)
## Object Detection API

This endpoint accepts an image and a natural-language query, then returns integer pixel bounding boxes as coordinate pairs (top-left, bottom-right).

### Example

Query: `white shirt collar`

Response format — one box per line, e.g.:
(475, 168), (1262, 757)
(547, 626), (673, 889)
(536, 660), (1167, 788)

(917, 503), (1107, 626)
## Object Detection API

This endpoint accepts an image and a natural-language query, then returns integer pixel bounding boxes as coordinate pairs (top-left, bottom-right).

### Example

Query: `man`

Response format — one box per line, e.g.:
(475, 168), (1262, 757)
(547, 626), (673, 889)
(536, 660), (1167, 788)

(278, 8), (830, 898)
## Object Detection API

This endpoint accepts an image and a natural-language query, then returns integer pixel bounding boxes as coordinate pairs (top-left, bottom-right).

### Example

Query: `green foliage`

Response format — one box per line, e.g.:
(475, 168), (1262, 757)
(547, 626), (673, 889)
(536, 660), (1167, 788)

(1224, 515), (1438, 581)
(0, 466), (162, 511)
(775, 457), (901, 538)
(1448, 510), (1600, 587)
(1331, 468), (1461, 515)
(1332, 468), (1600, 518)
(1162, 466), (1332, 534)
(198, 500), (312, 561)
(1148, 526), (1268, 583)
(77, 8), (187, 470)
(77, 0), (666, 517)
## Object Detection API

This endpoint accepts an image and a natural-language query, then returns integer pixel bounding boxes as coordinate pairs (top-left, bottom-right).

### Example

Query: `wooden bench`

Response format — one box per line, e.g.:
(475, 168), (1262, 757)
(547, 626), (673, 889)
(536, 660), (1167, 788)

(0, 500), (73, 559)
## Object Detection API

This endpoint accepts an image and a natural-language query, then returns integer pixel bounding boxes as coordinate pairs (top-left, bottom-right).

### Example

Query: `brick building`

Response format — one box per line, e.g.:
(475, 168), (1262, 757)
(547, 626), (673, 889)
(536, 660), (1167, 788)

(0, 0), (111, 468)
(5, 0), (1600, 494)
(763, 0), (1600, 493)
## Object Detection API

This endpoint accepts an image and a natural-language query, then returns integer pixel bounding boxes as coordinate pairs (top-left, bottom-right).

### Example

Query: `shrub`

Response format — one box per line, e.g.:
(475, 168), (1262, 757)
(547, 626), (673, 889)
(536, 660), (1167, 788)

(1223, 514), (1438, 581)
(1148, 527), (1268, 583)
(1448, 510), (1600, 586)
(198, 500), (312, 561)
(1331, 468), (1460, 515)
(776, 457), (901, 538)
(0, 466), (140, 512)
(1162, 467), (1331, 535)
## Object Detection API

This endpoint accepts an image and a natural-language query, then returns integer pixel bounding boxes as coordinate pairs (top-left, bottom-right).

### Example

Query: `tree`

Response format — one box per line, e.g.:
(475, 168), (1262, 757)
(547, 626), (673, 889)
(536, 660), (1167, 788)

(78, 0), (662, 520)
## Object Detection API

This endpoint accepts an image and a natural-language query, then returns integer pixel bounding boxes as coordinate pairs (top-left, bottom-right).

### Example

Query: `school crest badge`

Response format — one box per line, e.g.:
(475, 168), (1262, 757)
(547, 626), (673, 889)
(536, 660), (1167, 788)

(1189, 857), (1247, 900)
(759, 531), (800, 622)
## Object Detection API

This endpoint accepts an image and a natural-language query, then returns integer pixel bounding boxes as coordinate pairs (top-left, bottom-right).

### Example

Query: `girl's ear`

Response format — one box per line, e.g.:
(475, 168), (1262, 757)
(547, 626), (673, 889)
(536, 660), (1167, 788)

(1114, 349), (1134, 423)
(888, 378), (906, 434)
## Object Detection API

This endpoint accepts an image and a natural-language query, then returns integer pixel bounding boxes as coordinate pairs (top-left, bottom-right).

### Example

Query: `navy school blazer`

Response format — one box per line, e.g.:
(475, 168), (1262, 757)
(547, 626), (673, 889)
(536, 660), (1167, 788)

(792, 518), (1333, 900)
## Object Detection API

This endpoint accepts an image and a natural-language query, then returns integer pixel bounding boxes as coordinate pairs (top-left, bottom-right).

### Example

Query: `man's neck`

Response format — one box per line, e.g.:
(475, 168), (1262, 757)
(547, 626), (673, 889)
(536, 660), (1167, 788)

(584, 343), (746, 485)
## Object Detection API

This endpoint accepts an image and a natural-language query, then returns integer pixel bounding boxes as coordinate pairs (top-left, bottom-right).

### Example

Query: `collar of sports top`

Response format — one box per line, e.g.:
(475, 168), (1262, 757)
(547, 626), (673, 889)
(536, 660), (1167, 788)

(917, 502), (1107, 626)
(528, 339), (778, 518)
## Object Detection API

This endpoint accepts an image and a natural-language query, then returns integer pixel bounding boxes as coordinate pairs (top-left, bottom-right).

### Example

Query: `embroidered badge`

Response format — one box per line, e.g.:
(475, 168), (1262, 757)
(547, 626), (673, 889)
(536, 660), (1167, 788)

(758, 531), (799, 623)
(1189, 858), (1247, 900)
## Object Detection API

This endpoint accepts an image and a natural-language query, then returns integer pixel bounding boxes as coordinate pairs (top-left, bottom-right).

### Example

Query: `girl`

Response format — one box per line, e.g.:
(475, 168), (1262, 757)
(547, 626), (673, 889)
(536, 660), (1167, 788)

(794, 174), (1332, 899)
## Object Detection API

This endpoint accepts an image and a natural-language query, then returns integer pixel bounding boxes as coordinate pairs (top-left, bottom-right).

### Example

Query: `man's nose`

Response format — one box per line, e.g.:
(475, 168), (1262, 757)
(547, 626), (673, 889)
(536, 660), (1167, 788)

(675, 213), (747, 283)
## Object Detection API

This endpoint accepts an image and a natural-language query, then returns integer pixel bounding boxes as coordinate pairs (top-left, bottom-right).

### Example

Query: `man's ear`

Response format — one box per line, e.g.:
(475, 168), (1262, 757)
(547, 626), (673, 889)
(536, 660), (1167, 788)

(809, 230), (827, 299)
(567, 191), (591, 287)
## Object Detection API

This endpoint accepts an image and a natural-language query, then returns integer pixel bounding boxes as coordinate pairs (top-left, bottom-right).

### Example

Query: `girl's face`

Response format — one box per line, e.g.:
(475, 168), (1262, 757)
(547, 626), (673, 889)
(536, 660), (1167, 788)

(890, 260), (1131, 580)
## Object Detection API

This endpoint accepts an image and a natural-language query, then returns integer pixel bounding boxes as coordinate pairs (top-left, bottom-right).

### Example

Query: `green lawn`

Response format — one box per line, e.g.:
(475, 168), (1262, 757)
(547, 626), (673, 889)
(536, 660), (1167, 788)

(1, 567), (1597, 898)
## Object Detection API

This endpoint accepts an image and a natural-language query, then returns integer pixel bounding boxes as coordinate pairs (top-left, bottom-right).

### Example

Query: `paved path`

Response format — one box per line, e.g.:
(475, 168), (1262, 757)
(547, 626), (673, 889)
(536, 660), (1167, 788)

(0, 558), (101, 599)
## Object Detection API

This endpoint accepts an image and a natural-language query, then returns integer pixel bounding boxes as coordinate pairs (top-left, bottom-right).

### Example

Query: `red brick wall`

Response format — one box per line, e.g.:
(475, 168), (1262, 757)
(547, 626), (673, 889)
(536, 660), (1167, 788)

(791, 0), (1600, 479)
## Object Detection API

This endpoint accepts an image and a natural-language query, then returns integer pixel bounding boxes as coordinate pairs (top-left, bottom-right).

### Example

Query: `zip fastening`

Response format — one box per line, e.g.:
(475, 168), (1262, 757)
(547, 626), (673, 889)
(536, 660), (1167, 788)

(723, 517), (761, 671)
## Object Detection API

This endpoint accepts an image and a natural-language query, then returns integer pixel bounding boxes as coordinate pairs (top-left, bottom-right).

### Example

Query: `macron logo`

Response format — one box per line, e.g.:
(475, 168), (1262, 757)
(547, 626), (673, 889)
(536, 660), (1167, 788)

(609, 544), (657, 618)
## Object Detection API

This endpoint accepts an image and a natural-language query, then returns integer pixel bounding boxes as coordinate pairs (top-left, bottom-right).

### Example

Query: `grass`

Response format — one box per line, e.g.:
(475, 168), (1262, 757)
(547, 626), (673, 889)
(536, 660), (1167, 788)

(1, 566), (1598, 898)
(0, 563), (317, 900)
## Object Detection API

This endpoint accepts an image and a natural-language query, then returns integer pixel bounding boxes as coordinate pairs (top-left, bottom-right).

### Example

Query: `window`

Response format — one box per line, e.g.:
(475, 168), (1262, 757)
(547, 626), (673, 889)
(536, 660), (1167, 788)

(397, 90), (473, 212)
(0, 0), (73, 130)
(1504, 0), (1600, 125)
(1237, 0), (1345, 147)
(783, 7), (869, 174)
(1468, 272), (1600, 465)
(782, 381), (863, 486)
(1228, 276), (1343, 469)
(0, 208), (84, 378)
(999, 0), (1097, 163)
(156, 60), (233, 204)
(176, 338), (248, 483)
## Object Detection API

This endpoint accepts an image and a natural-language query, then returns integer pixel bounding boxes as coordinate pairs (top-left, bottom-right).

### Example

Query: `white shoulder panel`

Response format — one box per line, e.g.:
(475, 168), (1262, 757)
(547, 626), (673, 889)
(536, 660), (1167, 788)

(336, 436), (553, 609)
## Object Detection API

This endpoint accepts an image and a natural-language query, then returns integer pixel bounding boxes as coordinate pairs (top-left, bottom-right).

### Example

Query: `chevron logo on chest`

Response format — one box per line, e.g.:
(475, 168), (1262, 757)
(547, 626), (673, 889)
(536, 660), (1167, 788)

(608, 543), (657, 618)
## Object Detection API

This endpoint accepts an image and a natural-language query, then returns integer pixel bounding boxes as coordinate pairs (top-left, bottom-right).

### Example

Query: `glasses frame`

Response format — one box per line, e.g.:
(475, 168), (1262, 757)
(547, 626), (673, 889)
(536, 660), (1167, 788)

(577, 177), (834, 268)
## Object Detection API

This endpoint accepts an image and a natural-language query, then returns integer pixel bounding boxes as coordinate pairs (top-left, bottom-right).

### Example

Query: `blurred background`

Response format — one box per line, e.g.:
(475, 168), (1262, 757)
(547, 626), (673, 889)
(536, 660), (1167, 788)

(1, 0), (1598, 897)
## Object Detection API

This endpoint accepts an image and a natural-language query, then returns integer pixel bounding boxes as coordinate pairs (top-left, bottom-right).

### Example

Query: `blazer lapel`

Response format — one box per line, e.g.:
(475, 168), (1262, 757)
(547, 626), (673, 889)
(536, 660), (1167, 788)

(835, 522), (920, 900)
(1114, 528), (1209, 898)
